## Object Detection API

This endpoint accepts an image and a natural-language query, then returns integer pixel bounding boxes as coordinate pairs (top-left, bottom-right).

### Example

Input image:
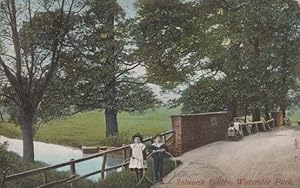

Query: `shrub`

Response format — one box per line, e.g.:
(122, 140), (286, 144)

(100, 131), (131, 147)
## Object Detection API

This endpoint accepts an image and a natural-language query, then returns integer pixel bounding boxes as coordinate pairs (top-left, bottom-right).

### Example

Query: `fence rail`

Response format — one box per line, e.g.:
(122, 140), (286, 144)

(238, 119), (275, 134)
(0, 130), (175, 188)
(240, 118), (274, 126)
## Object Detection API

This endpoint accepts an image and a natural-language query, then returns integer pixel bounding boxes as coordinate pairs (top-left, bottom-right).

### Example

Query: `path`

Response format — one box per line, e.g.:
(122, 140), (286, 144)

(153, 127), (300, 188)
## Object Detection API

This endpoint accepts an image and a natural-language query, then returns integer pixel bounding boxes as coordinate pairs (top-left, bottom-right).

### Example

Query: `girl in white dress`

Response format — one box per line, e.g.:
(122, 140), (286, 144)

(129, 133), (147, 182)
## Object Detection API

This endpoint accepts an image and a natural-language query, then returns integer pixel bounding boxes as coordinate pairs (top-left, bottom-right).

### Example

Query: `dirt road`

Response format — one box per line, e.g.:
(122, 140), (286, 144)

(153, 127), (300, 188)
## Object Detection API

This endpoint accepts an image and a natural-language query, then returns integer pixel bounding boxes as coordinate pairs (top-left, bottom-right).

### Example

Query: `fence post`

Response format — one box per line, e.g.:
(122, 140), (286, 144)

(123, 148), (127, 160)
(70, 159), (76, 188)
(101, 154), (107, 179)
(42, 171), (48, 184)
(122, 147), (128, 169)
(163, 135), (166, 144)
(252, 123), (258, 133)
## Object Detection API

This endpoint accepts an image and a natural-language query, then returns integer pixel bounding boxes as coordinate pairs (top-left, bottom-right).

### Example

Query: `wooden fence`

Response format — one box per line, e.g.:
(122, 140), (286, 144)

(0, 130), (175, 188)
(240, 119), (275, 135)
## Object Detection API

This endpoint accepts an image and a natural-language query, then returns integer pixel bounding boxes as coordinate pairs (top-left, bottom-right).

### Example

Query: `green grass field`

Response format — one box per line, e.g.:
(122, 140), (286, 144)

(0, 106), (181, 147)
(288, 109), (300, 126)
(1, 106), (299, 147)
(289, 109), (300, 120)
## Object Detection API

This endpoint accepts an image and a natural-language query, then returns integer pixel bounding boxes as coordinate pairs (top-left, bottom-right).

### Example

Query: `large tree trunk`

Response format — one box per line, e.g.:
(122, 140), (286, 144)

(104, 80), (118, 137)
(252, 107), (261, 122)
(244, 103), (248, 123)
(279, 46), (288, 119)
(103, 7), (118, 138)
(105, 108), (118, 137)
(280, 105), (286, 118)
(227, 101), (237, 121)
(20, 114), (34, 162)
(264, 105), (270, 120)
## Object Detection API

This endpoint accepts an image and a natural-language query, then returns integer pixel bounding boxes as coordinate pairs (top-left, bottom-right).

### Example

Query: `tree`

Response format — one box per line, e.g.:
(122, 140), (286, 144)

(0, 0), (81, 162)
(175, 77), (226, 113)
(62, 0), (159, 137)
(134, 0), (300, 119)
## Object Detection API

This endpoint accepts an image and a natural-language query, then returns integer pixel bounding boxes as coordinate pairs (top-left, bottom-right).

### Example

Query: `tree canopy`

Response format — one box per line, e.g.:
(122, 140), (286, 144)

(134, 0), (300, 119)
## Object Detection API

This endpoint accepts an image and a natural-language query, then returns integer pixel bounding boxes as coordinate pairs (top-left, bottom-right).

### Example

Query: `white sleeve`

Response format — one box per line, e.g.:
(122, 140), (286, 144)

(141, 144), (146, 150)
(130, 144), (134, 149)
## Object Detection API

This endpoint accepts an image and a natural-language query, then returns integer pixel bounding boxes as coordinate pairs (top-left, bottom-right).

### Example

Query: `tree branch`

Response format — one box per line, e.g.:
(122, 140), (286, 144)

(7, 0), (22, 82)
(115, 62), (141, 79)
(0, 56), (17, 86)
(35, 0), (75, 107)
(0, 92), (21, 107)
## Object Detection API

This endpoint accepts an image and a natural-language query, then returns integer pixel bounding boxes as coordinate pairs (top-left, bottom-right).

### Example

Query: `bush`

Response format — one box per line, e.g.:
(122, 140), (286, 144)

(100, 131), (131, 147)
(0, 142), (10, 171)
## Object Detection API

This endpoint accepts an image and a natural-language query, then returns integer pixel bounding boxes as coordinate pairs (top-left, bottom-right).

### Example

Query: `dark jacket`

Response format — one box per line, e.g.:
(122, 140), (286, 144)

(148, 143), (168, 160)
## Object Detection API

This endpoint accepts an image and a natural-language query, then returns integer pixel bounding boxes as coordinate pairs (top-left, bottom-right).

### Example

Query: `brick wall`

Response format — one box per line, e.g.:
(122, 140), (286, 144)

(171, 111), (230, 156)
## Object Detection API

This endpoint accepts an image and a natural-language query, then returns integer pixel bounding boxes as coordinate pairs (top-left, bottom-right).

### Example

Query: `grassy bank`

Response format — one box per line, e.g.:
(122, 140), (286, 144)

(0, 122), (20, 138)
(0, 106), (180, 147)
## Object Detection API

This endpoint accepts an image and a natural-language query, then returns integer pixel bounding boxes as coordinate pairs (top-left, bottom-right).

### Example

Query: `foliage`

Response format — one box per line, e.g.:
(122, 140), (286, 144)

(101, 131), (131, 147)
(176, 77), (227, 113)
(0, 0), (84, 161)
(134, 0), (300, 117)
(0, 142), (10, 168)
(134, 0), (204, 88)
(65, 0), (159, 111)
(55, 0), (160, 137)
(0, 0), (82, 124)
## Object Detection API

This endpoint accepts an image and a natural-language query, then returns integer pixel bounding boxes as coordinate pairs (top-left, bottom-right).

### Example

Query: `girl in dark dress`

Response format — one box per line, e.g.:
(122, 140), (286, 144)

(149, 134), (168, 184)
